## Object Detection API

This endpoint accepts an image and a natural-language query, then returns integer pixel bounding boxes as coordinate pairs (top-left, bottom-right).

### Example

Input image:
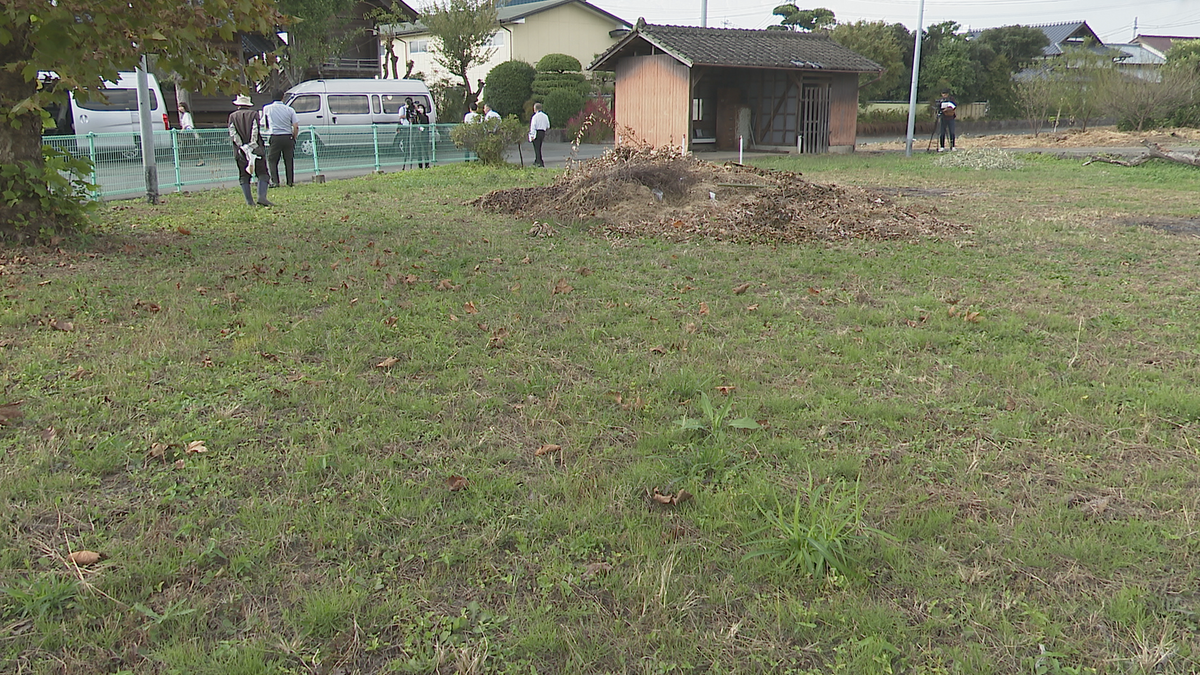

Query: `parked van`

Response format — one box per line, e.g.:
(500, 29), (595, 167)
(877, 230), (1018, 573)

(284, 79), (436, 155)
(42, 71), (170, 156)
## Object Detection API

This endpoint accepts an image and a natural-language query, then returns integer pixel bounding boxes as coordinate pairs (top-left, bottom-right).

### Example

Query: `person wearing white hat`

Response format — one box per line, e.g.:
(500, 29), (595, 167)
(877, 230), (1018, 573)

(228, 94), (272, 206)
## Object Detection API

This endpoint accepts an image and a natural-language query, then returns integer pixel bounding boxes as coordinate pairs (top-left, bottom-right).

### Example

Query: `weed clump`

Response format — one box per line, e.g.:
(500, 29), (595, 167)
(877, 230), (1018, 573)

(933, 148), (1026, 171)
(472, 145), (970, 244)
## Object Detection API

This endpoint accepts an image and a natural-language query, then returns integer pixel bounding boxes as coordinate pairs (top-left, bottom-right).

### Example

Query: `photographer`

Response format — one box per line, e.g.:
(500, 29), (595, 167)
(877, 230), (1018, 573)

(934, 90), (957, 152)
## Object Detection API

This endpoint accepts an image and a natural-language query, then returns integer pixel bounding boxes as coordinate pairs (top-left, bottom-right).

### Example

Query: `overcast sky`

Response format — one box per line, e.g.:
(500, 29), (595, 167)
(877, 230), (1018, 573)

(588, 0), (1200, 45)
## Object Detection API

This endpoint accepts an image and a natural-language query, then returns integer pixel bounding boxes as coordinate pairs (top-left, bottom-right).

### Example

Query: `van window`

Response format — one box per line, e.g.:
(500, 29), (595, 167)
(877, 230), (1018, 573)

(290, 95), (321, 113)
(381, 94), (427, 114)
(75, 89), (158, 111)
(371, 95), (382, 114)
(328, 95), (370, 114)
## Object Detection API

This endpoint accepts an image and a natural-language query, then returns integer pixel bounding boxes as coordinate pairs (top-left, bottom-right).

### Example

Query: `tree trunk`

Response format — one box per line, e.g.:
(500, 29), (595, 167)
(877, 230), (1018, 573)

(0, 28), (49, 229)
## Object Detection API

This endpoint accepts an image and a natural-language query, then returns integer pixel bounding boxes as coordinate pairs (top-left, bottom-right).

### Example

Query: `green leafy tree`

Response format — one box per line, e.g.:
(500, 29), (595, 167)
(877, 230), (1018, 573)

(829, 21), (909, 105)
(531, 53), (588, 122)
(974, 25), (1049, 70)
(920, 36), (982, 101)
(1, 0), (282, 237)
(483, 60), (536, 118)
(768, 5), (835, 32)
(422, 0), (499, 119)
(279, 0), (361, 84)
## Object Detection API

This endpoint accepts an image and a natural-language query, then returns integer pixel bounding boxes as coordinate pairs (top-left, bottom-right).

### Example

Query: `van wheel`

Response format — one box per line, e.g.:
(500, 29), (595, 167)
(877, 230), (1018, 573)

(297, 133), (323, 157)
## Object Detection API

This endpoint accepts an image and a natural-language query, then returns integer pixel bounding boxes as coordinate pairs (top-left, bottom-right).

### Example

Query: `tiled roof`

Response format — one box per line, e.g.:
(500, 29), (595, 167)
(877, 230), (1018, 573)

(967, 21), (1099, 56)
(590, 22), (881, 72)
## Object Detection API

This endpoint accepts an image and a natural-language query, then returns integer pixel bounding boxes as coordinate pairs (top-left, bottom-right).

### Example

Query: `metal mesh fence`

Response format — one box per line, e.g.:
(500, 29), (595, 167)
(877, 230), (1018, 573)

(44, 124), (473, 201)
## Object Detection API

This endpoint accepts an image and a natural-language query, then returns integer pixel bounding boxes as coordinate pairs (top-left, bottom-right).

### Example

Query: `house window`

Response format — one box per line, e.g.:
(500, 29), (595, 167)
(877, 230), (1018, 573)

(409, 39), (428, 54)
(484, 32), (505, 47)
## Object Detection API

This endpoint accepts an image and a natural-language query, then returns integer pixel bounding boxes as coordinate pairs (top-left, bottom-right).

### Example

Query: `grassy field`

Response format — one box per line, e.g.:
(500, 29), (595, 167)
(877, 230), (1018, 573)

(2, 150), (1200, 674)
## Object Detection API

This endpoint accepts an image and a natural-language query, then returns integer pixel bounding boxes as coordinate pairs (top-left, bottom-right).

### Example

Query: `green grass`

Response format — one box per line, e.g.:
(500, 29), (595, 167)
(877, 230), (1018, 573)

(2, 152), (1200, 673)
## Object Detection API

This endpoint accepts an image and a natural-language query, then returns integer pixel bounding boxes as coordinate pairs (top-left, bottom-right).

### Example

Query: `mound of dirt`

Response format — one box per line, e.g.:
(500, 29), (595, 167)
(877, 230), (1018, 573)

(869, 125), (1200, 150)
(472, 146), (970, 244)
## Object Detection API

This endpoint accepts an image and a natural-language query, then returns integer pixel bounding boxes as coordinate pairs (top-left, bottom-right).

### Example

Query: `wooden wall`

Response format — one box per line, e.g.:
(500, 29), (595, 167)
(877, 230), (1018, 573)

(828, 73), (859, 150)
(615, 54), (689, 149)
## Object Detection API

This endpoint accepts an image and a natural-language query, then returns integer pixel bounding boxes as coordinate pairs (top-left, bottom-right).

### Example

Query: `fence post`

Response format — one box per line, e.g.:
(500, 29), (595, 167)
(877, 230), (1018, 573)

(372, 124), (380, 173)
(87, 133), (100, 200)
(431, 124), (437, 165)
(171, 129), (182, 193)
(309, 125), (324, 182)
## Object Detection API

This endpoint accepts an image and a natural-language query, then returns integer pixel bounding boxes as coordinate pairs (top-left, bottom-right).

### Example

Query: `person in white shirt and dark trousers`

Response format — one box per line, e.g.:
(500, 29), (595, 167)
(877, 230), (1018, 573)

(263, 90), (299, 187)
(529, 103), (550, 168)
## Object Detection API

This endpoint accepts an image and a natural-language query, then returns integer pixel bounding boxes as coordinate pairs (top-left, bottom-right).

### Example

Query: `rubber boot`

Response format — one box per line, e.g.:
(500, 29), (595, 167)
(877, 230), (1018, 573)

(256, 180), (273, 207)
(241, 183), (254, 206)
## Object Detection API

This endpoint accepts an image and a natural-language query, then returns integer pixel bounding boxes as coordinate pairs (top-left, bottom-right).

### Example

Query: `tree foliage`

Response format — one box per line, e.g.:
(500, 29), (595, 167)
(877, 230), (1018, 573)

(769, 6), (835, 32)
(531, 53), (588, 118)
(0, 0), (282, 238)
(974, 26), (1049, 69)
(450, 114), (525, 164)
(483, 60), (536, 118)
(422, 0), (499, 118)
(371, 1), (419, 79)
(829, 21), (910, 104)
(278, 0), (360, 84)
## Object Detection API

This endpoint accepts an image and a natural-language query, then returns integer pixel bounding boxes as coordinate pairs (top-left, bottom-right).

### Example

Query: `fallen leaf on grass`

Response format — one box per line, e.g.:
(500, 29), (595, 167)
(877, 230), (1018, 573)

(66, 551), (101, 566)
(534, 443), (561, 456)
(173, 459), (186, 470)
(176, 227), (191, 236)
(184, 440), (207, 455)
(404, 274), (420, 285)
(732, 283), (751, 295)
(963, 311), (981, 323)
(808, 287), (821, 295)
(648, 345), (666, 354)
(684, 322), (697, 333)
(0, 401), (24, 426)
(41, 427), (57, 441)
(650, 488), (693, 506)
(51, 319), (74, 331)
(464, 301), (478, 314)
(383, 316), (398, 327)
(715, 385), (735, 395)
(436, 279), (458, 291)
(582, 562), (612, 579)
(746, 304), (759, 312)
(577, 267), (593, 277)
(148, 442), (168, 459)
(552, 279), (573, 295)
(447, 475), (468, 491)
(699, 302), (710, 316)
(376, 357), (400, 368)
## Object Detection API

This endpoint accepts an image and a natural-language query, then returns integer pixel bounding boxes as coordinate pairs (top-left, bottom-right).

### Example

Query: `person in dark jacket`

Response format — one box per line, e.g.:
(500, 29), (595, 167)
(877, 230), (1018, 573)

(228, 94), (272, 206)
(934, 90), (957, 152)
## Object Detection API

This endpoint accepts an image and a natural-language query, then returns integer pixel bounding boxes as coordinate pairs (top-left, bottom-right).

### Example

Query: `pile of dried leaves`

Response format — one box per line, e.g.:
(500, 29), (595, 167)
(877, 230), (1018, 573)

(472, 146), (968, 244)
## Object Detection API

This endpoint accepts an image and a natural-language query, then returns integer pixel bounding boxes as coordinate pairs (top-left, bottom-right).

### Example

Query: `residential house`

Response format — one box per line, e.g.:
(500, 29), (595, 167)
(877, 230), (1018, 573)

(384, 0), (631, 91)
(1132, 35), (1197, 59)
(1108, 42), (1167, 81)
(589, 21), (881, 153)
(967, 21), (1104, 57)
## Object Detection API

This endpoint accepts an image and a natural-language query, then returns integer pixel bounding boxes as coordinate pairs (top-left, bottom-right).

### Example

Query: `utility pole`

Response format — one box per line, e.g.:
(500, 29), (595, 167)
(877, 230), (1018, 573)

(904, 0), (926, 157)
(136, 55), (160, 204)
(701, 0), (707, 27)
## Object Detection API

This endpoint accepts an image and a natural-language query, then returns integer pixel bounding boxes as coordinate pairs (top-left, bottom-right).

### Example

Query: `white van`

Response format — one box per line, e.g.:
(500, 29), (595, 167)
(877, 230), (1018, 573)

(43, 71), (170, 155)
(284, 79), (436, 155)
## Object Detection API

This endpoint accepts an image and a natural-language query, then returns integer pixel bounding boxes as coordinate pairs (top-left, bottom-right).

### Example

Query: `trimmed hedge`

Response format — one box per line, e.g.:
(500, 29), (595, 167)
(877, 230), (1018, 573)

(484, 60), (536, 119)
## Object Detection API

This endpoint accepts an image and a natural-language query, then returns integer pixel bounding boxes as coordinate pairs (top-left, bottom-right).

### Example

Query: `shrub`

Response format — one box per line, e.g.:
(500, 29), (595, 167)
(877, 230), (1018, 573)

(565, 98), (614, 143)
(428, 77), (467, 121)
(450, 115), (526, 165)
(483, 60), (536, 119)
(535, 53), (582, 73)
(542, 89), (585, 131)
(0, 145), (96, 242)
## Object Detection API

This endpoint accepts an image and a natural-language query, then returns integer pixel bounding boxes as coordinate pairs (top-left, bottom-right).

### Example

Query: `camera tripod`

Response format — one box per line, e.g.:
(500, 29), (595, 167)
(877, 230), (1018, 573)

(926, 115), (941, 153)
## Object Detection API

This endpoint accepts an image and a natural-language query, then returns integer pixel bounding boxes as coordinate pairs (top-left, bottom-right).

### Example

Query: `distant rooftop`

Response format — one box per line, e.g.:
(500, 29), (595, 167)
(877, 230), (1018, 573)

(967, 21), (1101, 56)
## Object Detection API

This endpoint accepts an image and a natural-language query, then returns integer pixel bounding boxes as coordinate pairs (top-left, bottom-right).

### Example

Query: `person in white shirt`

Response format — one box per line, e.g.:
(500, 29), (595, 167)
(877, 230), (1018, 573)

(463, 102), (479, 123)
(482, 103), (501, 131)
(177, 102), (203, 166)
(262, 90), (300, 187)
(528, 102), (550, 168)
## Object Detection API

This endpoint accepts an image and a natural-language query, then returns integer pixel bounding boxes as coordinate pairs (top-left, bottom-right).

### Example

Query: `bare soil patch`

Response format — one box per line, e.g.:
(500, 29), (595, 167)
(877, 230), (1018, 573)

(473, 146), (970, 244)
(1122, 216), (1200, 235)
(872, 125), (1200, 151)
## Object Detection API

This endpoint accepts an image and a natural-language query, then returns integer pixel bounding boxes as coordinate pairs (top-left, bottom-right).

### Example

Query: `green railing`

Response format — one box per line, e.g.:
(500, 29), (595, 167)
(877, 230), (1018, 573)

(43, 124), (470, 200)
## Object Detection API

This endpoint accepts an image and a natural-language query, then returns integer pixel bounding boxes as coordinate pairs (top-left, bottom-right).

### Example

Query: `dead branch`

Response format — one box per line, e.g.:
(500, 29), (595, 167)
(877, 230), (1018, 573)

(1084, 141), (1200, 167)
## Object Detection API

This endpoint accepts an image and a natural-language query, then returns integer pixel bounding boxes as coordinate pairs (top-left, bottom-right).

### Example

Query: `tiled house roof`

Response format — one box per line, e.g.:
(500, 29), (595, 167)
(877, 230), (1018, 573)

(967, 21), (1102, 56)
(590, 21), (881, 72)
